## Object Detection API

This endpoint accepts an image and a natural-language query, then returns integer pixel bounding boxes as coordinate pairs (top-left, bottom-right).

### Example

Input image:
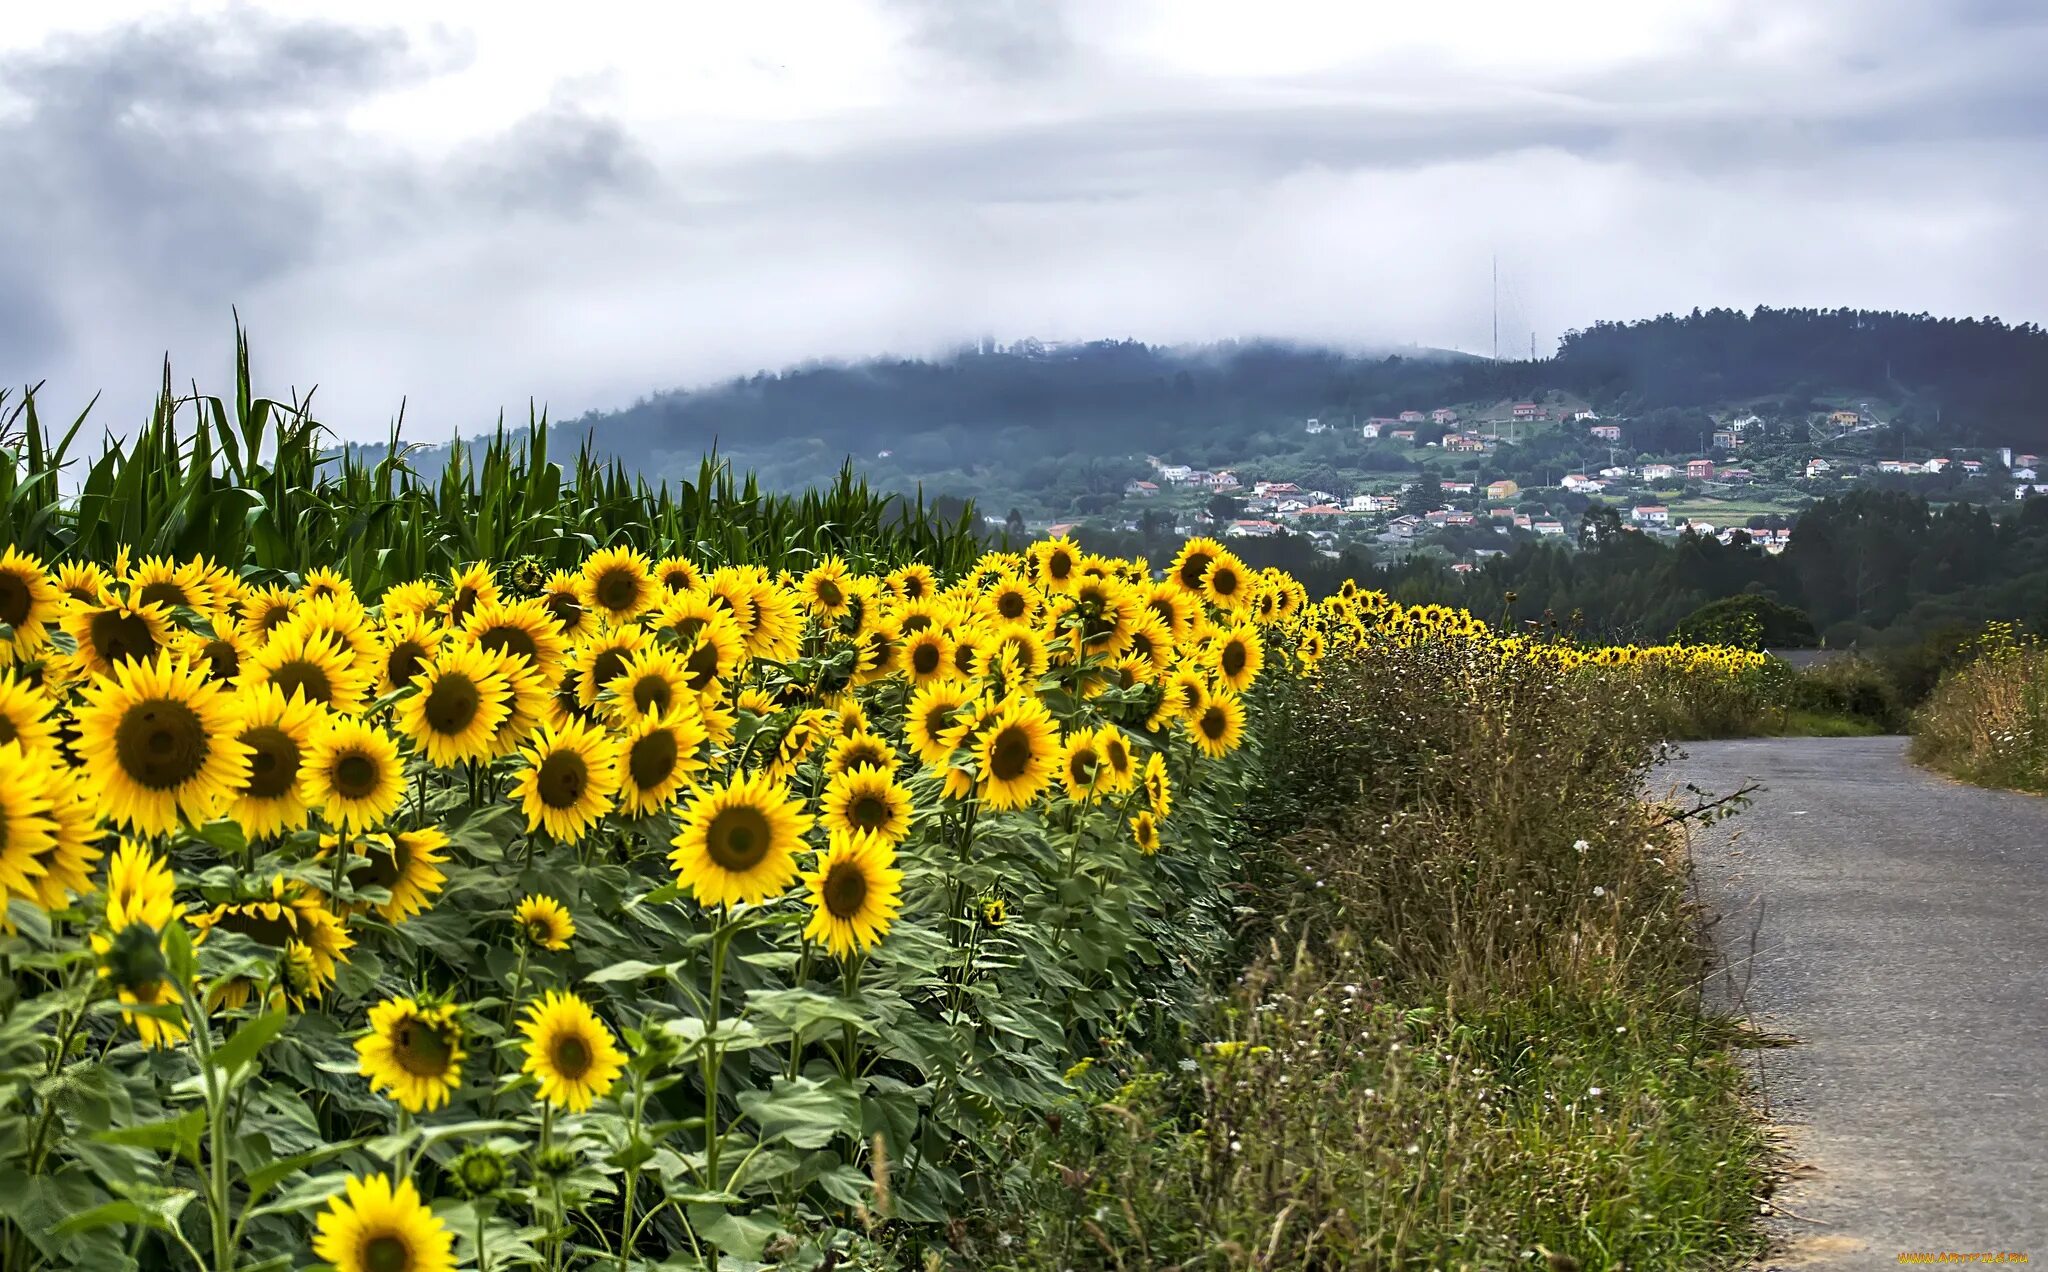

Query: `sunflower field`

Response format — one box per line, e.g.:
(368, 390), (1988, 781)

(0, 523), (1358, 1272)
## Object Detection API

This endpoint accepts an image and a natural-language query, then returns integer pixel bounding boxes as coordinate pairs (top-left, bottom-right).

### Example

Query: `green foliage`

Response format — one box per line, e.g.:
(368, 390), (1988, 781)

(1911, 624), (2048, 791)
(1672, 594), (1818, 650)
(961, 633), (1770, 1268)
(0, 328), (985, 594)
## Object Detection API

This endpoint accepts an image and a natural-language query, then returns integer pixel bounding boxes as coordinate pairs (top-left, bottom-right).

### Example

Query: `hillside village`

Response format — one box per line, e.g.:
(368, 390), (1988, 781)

(1037, 391), (2044, 569)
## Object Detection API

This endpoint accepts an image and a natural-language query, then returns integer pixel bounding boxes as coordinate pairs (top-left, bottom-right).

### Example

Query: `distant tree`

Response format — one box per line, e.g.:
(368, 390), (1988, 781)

(1206, 493), (1245, 522)
(1401, 472), (1443, 516)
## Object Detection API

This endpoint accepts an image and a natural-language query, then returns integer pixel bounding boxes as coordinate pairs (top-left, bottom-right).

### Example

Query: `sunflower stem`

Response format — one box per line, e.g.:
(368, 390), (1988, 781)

(701, 913), (734, 1187)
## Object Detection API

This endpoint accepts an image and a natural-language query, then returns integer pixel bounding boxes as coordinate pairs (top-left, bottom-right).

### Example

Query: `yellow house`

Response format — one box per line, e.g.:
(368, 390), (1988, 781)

(1486, 479), (1519, 500)
(1829, 410), (1861, 426)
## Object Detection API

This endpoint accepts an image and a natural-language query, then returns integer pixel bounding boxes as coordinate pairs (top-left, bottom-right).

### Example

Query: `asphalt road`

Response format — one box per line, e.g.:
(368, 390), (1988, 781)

(1669, 736), (2048, 1267)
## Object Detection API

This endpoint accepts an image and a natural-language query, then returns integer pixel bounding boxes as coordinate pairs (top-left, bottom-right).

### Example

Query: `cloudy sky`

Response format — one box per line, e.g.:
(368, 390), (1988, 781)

(4, 0), (2045, 439)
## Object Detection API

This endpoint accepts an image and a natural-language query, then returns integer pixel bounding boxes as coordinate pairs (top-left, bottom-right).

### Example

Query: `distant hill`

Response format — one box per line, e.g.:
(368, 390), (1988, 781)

(556, 310), (2048, 508)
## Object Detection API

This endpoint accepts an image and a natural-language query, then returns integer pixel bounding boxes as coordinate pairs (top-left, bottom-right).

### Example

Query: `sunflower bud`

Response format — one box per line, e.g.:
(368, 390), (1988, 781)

(450, 1145), (512, 1199)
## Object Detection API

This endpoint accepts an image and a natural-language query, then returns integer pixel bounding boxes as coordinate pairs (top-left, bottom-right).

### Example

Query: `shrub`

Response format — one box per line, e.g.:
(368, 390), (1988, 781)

(1911, 624), (2048, 791)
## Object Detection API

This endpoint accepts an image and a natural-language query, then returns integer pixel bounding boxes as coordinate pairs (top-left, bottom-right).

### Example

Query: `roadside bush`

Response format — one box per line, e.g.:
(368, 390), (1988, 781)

(964, 631), (1768, 1269)
(1911, 624), (2048, 791)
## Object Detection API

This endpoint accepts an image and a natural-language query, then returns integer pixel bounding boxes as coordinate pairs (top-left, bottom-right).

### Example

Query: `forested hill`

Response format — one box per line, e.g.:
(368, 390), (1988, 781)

(1551, 308), (2048, 442)
(567, 309), (2048, 494)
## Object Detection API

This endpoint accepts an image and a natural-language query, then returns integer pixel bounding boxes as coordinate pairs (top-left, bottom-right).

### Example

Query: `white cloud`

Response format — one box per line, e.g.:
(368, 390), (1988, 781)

(2, 0), (2045, 438)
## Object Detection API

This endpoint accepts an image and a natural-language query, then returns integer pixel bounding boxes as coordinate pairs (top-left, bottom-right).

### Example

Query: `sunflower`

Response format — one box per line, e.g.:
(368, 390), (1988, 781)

(654, 555), (702, 594)
(616, 708), (707, 817)
(673, 605), (747, 695)
(91, 845), (186, 1047)
(1209, 623), (1264, 693)
(173, 627), (252, 687)
(312, 1174), (456, 1272)
(74, 653), (249, 836)
(980, 896), (1011, 928)
(190, 879), (354, 1008)
(1095, 725), (1136, 791)
(974, 694), (1059, 811)
(824, 730), (898, 779)
(820, 764), (915, 847)
(62, 599), (173, 678)
(1190, 690), (1247, 758)
(520, 990), (626, 1112)
(356, 997), (465, 1112)
(462, 596), (568, 680)
(949, 630), (985, 679)
(395, 645), (511, 767)
(1297, 627), (1327, 671)
(801, 557), (855, 617)
(245, 625), (370, 715)
(511, 719), (620, 844)
(125, 555), (215, 616)
(1164, 666), (1209, 721)
(484, 655), (553, 760)
(1202, 552), (1251, 613)
(373, 614), (445, 696)
(539, 570), (594, 639)
(0, 548), (61, 666)
(301, 716), (406, 833)
(514, 894), (574, 950)
(802, 833), (905, 958)
(669, 769), (814, 908)
(731, 571), (804, 661)
(226, 683), (327, 839)
(601, 646), (692, 726)
(53, 561), (114, 607)
(1030, 537), (1082, 593)
(581, 545), (657, 624)
(980, 574), (1041, 629)
(1142, 752), (1173, 818)
(379, 579), (444, 625)
(0, 672), (57, 755)
(1130, 809), (1162, 855)
(24, 762), (102, 913)
(278, 594), (379, 670)
(763, 707), (832, 785)
(1169, 537), (1225, 595)
(905, 681), (973, 767)
(987, 626), (1050, 685)
(1058, 729), (1106, 803)
(850, 620), (902, 686)
(344, 828), (449, 923)
(887, 562), (936, 603)
(0, 746), (58, 904)
(570, 624), (646, 708)
(900, 627), (954, 686)
(444, 562), (498, 628)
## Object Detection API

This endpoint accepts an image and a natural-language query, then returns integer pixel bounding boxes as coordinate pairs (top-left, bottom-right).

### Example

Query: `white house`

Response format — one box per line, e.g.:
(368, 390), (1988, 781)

(1804, 458), (1832, 479)
(1305, 418), (1328, 435)
(1157, 464), (1194, 483)
(1631, 505), (1671, 526)
(1642, 463), (1676, 481)
(1534, 520), (1566, 536)
(1360, 422), (1382, 439)
(1560, 473), (1599, 492)
(1226, 519), (1280, 537)
(2014, 467), (2039, 481)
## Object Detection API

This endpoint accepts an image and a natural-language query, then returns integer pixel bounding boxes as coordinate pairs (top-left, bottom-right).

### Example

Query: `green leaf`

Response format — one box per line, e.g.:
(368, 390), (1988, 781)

(210, 1008), (291, 1078)
(52, 1191), (197, 1237)
(94, 1107), (205, 1159)
(240, 1138), (364, 1206)
(734, 1076), (862, 1151)
(584, 959), (681, 986)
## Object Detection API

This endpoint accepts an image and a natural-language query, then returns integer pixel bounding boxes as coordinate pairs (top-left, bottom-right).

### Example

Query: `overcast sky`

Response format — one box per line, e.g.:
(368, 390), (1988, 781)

(4, 0), (2045, 440)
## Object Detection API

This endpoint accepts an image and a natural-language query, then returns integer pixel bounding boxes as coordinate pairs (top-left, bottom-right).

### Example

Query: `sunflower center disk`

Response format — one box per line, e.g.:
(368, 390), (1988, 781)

(361, 1233), (413, 1272)
(989, 728), (1032, 782)
(216, 907), (298, 949)
(706, 806), (772, 871)
(631, 676), (671, 717)
(348, 843), (406, 892)
(241, 727), (302, 799)
(115, 699), (208, 789)
(552, 1034), (593, 1080)
(91, 610), (157, 665)
(596, 571), (639, 612)
(850, 794), (889, 831)
(537, 752), (589, 809)
(823, 861), (869, 918)
(335, 753), (382, 798)
(137, 581), (190, 610)
(424, 675), (481, 734)
(0, 573), (32, 625)
(393, 1020), (456, 1077)
(479, 627), (537, 663)
(271, 661), (334, 706)
(629, 730), (678, 789)
(911, 645), (941, 676)
(1223, 643), (1247, 677)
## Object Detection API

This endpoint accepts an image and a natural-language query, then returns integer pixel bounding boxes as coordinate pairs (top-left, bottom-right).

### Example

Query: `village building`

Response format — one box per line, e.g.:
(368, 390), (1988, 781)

(1485, 479), (1519, 500)
(1642, 463), (1677, 481)
(1589, 424), (1622, 442)
(1686, 459), (1715, 480)
(1512, 402), (1545, 420)
(1631, 505), (1671, 526)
